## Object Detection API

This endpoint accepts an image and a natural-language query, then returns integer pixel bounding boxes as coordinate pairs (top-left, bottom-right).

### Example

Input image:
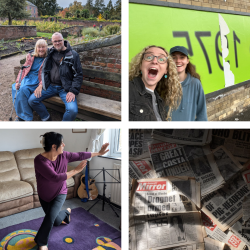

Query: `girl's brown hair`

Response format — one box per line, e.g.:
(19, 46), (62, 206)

(129, 45), (182, 121)
(186, 61), (200, 81)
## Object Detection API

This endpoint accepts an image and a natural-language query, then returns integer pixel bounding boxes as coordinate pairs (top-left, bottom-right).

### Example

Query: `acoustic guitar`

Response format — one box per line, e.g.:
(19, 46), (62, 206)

(77, 161), (98, 201)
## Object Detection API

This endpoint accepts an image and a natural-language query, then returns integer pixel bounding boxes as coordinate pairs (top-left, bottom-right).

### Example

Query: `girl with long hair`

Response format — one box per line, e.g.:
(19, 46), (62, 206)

(12, 39), (48, 121)
(169, 46), (207, 121)
(129, 45), (182, 121)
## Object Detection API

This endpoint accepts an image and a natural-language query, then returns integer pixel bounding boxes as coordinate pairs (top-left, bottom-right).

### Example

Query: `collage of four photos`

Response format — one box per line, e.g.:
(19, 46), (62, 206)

(0, 0), (250, 249)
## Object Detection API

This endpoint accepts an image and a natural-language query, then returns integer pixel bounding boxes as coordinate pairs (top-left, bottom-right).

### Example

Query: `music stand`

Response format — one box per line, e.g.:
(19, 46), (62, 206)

(88, 167), (121, 217)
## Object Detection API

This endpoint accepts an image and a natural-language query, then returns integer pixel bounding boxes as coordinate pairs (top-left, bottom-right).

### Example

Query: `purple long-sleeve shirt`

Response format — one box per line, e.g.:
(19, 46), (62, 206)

(34, 151), (91, 202)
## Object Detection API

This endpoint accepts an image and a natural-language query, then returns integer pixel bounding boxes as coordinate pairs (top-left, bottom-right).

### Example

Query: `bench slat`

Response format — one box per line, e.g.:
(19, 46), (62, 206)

(48, 93), (121, 120)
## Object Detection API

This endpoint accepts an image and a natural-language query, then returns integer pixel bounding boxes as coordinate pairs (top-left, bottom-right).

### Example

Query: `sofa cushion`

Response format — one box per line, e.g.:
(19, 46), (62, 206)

(25, 176), (75, 195)
(0, 151), (20, 182)
(0, 181), (33, 204)
(14, 148), (44, 181)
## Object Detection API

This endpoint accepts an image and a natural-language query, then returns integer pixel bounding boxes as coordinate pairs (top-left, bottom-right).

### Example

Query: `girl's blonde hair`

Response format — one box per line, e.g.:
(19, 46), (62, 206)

(129, 45), (182, 121)
(32, 39), (48, 57)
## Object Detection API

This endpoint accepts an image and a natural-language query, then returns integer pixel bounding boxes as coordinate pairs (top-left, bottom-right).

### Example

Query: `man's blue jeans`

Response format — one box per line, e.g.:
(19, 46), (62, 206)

(28, 85), (78, 121)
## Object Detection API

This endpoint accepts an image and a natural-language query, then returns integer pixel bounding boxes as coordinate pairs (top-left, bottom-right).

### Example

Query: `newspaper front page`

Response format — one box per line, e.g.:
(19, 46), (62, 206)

(152, 129), (211, 146)
(213, 146), (243, 182)
(230, 219), (250, 248)
(129, 129), (153, 160)
(130, 178), (204, 250)
(211, 129), (250, 163)
(129, 160), (157, 181)
(148, 141), (225, 196)
(201, 212), (246, 250)
(201, 173), (250, 231)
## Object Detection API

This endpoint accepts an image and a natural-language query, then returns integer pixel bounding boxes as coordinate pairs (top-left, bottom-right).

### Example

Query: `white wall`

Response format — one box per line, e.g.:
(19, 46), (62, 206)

(0, 129), (91, 153)
(89, 156), (121, 198)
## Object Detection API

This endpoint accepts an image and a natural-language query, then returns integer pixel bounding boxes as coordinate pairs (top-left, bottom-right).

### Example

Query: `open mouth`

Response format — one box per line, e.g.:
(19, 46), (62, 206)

(148, 68), (158, 78)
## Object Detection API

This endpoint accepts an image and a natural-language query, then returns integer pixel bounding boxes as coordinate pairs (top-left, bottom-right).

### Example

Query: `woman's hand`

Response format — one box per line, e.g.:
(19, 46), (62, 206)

(15, 82), (21, 90)
(75, 160), (87, 173)
(98, 143), (109, 156)
(34, 85), (43, 98)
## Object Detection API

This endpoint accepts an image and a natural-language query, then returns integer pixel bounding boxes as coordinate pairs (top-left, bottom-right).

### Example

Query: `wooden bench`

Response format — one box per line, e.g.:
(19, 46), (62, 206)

(14, 64), (121, 121)
(42, 68), (121, 121)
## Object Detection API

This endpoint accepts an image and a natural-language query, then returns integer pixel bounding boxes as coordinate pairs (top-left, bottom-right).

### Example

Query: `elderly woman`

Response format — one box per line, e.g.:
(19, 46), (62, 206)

(12, 39), (48, 121)
(34, 132), (109, 250)
(129, 45), (182, 121)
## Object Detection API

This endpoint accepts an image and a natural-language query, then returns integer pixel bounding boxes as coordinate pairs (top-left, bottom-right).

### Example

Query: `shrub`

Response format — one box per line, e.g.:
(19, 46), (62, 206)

(1, 20), (70, 33)
(103, 24), (120, 36)
(82, 27), (100, 37)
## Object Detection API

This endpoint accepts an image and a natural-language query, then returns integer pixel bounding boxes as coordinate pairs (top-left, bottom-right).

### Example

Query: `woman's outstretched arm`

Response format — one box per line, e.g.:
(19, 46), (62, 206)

(66, 160), (87, 179)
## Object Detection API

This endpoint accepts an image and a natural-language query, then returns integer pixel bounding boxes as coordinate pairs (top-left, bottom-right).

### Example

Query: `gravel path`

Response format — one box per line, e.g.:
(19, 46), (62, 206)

(0, 53), (63, 121)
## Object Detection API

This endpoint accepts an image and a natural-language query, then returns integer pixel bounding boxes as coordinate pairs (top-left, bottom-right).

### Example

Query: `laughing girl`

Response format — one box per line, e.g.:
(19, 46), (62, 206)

(129, 45), (182, 121)
(169, 46), (207, 121)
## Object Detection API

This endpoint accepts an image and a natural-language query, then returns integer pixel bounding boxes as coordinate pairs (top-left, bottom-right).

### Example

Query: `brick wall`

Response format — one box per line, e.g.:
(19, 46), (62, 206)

(74, 35), (121, 101)
(22, 17), (120, 27)
(206, 83), (250, 121)
(58, 20), (121, 28)
(26, 4), (38, 18)
(0, 26), (36, 40)
(165, 0), (250, 13)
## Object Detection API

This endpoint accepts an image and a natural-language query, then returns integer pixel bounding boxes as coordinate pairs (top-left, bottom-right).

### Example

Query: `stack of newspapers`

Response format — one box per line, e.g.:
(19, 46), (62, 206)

(129, 129), (250, 250)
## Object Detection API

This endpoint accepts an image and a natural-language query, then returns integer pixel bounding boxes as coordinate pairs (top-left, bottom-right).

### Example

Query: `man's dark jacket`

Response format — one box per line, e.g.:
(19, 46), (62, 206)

(129, 77), (166, 121)
(42, 41), (83, 95)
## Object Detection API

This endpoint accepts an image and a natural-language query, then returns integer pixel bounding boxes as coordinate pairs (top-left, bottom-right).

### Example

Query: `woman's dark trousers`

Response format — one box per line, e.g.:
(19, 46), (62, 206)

(34, 194), (70, 246)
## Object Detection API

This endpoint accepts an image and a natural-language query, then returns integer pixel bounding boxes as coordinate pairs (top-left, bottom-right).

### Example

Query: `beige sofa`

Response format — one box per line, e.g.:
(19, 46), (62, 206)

(0, 148), (81, 218)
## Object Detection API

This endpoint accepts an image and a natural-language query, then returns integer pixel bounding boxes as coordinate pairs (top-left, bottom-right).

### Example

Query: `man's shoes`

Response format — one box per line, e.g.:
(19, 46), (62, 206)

(47, 115), (52, 121)
(15, 116), (24, 121)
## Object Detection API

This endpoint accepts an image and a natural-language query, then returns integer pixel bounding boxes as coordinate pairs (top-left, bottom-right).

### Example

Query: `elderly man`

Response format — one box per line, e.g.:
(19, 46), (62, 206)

(28, 32), (83, 121)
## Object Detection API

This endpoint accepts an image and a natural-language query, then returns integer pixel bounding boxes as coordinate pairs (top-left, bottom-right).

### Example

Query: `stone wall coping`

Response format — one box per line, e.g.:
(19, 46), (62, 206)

(206, 79), (250, 101)
(129, 0), (250, 16)
(1, 25), (36, 27)
(72, 34), (121, 53)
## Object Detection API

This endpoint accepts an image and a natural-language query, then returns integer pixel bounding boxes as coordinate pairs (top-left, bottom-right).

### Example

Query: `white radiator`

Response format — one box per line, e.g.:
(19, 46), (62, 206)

(110, 163), (121, 206)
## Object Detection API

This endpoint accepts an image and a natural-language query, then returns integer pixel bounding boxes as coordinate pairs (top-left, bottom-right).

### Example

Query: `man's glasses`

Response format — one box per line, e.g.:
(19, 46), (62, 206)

(53, 40), (63, 44)
(143, 53), (168, 64)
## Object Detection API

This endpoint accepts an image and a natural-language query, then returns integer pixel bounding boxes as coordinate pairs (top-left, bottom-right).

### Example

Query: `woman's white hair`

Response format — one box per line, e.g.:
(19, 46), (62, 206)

(32, 39), (48, 57)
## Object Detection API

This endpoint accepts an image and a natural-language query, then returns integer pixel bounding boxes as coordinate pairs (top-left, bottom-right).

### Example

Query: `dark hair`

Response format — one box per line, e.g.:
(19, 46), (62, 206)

(186, 61), (201, 81)
(41, 132), (63, 152)
(170, 216), (184, 232)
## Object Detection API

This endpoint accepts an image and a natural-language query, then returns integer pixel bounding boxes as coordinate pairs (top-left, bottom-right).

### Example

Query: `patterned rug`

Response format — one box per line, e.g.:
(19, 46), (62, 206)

(0, 207), (121, 250)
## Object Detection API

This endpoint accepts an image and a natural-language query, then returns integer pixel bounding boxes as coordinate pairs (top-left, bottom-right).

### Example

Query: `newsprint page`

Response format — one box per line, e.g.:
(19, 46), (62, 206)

(129, 129), (250, 250)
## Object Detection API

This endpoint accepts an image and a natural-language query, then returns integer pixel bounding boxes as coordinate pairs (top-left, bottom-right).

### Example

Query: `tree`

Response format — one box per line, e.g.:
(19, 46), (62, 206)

(114, 0), (121, 18)
(75, 9), (80, 18)
(55, 3), (63, 14)
(29, 0), (57, 16)
(81, 9), (89, 18)
(103, 10), (110, 20)
(85, 0), (93, 14)
(106, 0), (114, 17)
(68, 1), (83, 14)
(0, 0), (30, 25)
(58, 7), (70, 18)
(93, 0), (105, 17)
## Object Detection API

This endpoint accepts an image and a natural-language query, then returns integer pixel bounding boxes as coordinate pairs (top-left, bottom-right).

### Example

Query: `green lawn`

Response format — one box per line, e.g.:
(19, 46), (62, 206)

(37, 32), (52, 38)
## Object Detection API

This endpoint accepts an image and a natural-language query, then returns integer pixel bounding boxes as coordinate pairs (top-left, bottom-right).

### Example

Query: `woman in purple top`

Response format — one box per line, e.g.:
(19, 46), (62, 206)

(34, 132), (109, 250)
